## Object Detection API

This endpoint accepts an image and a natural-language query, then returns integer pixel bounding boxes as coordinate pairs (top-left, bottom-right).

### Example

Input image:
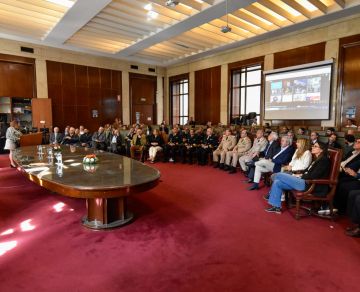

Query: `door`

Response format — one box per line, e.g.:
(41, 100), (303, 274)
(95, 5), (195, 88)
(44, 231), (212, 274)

(129, 73), (157, 125)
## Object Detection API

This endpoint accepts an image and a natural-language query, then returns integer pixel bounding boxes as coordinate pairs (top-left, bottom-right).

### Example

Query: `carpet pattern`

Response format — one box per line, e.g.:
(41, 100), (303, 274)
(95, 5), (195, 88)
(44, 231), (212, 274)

(0, 156), (359, 292)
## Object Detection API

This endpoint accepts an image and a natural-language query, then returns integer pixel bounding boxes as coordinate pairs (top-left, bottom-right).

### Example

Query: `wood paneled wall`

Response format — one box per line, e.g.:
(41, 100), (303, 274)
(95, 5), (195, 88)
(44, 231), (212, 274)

(270, 43), (326, 126)
(129, 73), (157, 125)
(338, 34), (360, 127)
(195, 66), (221, 124)
(0, 53), (36, 98)
(47, 61), (122, 132)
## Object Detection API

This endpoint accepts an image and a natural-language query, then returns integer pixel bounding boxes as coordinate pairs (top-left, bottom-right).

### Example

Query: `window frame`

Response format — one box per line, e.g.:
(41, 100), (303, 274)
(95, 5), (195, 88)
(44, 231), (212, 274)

(169, 74), (189, 126)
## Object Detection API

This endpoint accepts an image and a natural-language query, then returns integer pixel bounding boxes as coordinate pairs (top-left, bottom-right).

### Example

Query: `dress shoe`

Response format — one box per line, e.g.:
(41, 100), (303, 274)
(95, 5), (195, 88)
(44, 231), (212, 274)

(219, 163), (224, 170)
(223, 165), (229, 171)
(263, 194), (270, 201)
(247, 179), (253, 183)
(265, 206), (281, 214)
(229, 167), (236, 174)
(248, 184), (259, 191)
(10, 164), (16, 168)
(213, 162), (219, 168)
(345, 227), (360, 237)
(345, 225), (358, 232)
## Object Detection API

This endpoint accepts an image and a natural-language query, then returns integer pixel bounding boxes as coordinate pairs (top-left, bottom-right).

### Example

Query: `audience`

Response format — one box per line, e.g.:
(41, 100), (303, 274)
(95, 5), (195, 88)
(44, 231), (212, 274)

(224, 129), (252, 174)
(248, 135), (294, 191)
(163, 127), (182, 163)
(213, 129), (236, 169)
(239, 129), (267, 174)
(265, 142), (330, 214)
(31, 120), (360, 235)
(49, 126), (63, 145)
(148, 129), (163, 163)
(197, 127), (218, 166)
(130, 128), (146, 160)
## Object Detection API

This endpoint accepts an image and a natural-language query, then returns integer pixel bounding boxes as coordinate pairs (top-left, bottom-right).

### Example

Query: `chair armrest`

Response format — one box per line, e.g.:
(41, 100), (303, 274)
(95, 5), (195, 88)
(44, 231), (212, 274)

(305, 179), (337, 185)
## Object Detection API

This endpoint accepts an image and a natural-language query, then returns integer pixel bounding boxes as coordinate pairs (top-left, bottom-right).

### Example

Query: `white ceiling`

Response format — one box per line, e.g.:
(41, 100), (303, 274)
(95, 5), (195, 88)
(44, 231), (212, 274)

(0, 0), (360, 67)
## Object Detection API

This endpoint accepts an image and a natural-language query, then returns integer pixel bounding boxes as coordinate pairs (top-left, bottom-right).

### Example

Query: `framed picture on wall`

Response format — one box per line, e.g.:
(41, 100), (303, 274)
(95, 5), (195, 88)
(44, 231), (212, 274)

(92, 109), (98, 118)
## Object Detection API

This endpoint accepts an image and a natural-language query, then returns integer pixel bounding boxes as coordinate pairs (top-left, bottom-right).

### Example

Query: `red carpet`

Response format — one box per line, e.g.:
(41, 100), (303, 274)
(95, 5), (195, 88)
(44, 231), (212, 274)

(0, 155), (359, 292)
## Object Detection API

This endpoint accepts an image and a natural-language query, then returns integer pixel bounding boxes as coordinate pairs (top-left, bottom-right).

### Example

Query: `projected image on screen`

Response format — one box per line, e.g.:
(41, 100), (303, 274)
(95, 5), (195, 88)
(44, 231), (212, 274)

(264, 61), (332, 120)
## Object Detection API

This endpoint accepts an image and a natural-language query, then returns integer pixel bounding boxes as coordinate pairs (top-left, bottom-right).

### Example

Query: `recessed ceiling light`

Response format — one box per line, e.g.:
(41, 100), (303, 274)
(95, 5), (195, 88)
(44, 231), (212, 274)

(147, 11), (159, 20)
(144, 3), (152, 11)
(46, 0), (74, 8)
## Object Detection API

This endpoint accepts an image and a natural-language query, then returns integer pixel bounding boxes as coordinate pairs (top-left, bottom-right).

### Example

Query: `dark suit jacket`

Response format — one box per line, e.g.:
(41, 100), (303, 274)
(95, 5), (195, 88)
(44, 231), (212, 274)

(49, 132), (63, 144)
(272, 146), (295, 173)
(301, 155), (331, 196)
(261, 140), (280, 159)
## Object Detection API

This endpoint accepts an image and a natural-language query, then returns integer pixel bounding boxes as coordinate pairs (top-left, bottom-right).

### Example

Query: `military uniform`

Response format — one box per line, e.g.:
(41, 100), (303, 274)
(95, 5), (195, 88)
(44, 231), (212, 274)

(225, 136), (252, 169)
(180, 133), (200, 163)
(213, 135), (236, 168)
(197, 134), (218, 165)
(239, 137), (267, 172)
(163, 132), (182, 162)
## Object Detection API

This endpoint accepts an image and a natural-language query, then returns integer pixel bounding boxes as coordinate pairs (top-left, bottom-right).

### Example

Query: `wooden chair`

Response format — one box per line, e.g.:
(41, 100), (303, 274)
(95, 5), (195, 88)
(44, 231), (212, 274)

(289, 148), (342, 220)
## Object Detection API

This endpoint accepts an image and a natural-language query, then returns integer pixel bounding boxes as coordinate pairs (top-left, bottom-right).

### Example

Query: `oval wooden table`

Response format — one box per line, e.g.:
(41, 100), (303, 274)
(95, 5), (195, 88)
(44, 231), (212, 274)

(13, 145), (160, 230)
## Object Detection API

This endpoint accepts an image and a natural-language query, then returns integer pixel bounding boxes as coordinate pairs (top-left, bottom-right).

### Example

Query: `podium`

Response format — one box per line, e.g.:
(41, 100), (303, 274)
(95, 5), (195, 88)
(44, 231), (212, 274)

(20, 132), (43, 147)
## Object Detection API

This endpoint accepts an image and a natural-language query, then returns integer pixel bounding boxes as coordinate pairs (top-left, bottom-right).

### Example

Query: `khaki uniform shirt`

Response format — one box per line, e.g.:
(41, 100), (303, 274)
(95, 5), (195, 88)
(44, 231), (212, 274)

(216, 135), (236, 151)
(234, 136), (252, 154)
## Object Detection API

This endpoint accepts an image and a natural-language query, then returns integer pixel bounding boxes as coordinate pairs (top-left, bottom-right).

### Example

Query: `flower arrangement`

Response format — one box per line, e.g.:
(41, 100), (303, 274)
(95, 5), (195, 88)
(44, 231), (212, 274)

(83, 154), (98, 164)
(83, 163), (98, 173)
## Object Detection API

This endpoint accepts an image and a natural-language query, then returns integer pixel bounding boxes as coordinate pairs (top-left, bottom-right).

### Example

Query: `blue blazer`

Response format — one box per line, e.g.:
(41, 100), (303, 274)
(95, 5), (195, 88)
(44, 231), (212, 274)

(272, 146), (295, 173)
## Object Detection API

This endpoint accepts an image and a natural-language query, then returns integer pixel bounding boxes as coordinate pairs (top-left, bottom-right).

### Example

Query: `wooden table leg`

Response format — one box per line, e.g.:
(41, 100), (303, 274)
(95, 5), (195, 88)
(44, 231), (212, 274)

(82, 197), (133, 229)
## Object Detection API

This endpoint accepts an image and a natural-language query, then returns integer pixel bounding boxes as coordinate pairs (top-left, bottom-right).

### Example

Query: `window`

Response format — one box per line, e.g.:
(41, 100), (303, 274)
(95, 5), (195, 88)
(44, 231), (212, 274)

(230, 64), (262, 124)
(170, 77), (189, 125)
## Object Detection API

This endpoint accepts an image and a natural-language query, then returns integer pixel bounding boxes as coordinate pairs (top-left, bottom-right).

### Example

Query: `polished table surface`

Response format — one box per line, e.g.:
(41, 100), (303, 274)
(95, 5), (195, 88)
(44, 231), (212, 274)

(13, 145), (160, 229)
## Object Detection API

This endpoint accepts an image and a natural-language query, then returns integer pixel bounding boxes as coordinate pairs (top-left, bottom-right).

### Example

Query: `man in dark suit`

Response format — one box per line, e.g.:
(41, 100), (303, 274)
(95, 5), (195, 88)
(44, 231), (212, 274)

(179, 128), (200, 164)
(92, 126), (106, 150)
(328, 133), (341, 149)
(246, 131), (279, 182)
(249, 135), (294, 190)
(79, 128), (92, 147)
(110, 129), (123, 154)
(49, 127), (63, 145)
(334, 139), (360, 213)
(61, 127), (79, 145)
(345, 190), (360, 237)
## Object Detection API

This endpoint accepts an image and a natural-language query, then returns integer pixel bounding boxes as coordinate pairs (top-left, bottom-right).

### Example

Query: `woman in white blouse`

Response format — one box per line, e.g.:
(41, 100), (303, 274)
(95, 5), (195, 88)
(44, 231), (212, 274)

(4, 120), (22, 168)
(283, 138), (312, 173)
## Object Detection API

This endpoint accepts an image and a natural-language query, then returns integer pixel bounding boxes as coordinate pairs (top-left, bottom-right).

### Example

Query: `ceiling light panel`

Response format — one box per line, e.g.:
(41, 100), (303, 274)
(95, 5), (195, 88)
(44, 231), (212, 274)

(66, 0), (212, 53)
(0, 0), (75, 40)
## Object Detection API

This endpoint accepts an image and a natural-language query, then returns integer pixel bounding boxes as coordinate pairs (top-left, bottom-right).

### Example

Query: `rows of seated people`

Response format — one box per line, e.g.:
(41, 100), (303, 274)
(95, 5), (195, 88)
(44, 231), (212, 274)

(48, 119), (360, 237)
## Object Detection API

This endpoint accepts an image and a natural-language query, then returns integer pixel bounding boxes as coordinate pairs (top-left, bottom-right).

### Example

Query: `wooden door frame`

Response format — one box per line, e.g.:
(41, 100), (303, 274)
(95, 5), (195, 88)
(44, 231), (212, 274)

(129, 73), (157, 125)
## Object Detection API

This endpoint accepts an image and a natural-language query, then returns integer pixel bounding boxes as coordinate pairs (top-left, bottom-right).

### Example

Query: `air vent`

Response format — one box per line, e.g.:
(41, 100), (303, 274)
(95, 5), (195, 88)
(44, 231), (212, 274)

(21, 46), (34, 53)
(148, 68), (156, 73)
(175, 42), (190, 49)
(130, 65), (138, 70)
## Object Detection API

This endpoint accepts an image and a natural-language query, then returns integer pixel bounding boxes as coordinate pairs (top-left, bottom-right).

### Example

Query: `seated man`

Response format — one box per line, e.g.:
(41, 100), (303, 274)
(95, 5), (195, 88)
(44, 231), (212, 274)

(91, 126), (106, 150)
(225, 129), (252, 173)
(49, 126), (63, 145)
(246, 131), (280, 182)
(328, 133), (341, 149)
(110, 129), (123, 154)
(79, 128), (92, 147)
(130, 128), (146, 160)
(249, 135), (294, 190)
(213, 128), (236, 169)
(345, 190), (360, 237)
(343, 134), (355, 159)
(334, 139), (360, 213)
(163, 127), (182, 163)
(180, 128), (200, 164)
(61, 127), (79, 145)
(239, 129), (267, 174)
(197, 128), (218, 166)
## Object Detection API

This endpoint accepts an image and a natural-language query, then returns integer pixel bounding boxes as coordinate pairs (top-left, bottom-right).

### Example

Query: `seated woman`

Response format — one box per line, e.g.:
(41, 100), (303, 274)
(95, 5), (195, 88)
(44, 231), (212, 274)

(148, 129), (163, 163)
(282, 138), (312, 174)
(265, 142), (330, 214)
